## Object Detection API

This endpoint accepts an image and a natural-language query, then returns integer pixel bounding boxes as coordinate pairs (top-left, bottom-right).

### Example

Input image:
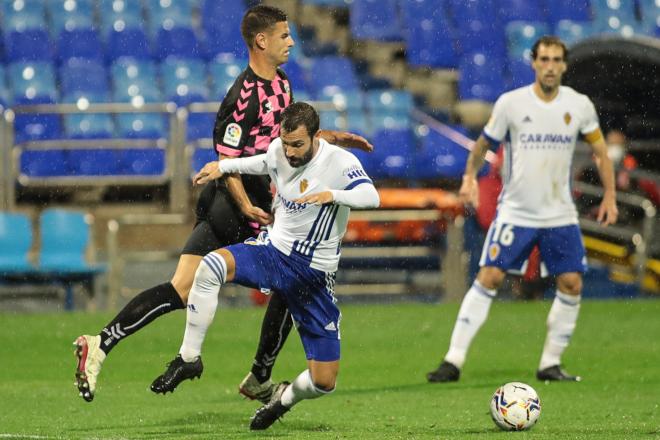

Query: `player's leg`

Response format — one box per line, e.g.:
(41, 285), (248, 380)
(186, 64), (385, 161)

(239, 293), (293, 403)
(427, 222), (537, 382)
(536, 225), (586, 381)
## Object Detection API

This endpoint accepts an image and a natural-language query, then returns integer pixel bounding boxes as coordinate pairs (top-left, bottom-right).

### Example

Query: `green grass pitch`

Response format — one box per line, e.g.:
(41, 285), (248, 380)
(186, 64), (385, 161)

(1, 299), (658, 439)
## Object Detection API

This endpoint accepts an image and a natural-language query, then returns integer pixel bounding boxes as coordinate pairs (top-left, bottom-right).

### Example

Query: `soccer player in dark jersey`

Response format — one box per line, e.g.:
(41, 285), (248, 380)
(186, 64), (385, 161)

(73, 5), (372, 403)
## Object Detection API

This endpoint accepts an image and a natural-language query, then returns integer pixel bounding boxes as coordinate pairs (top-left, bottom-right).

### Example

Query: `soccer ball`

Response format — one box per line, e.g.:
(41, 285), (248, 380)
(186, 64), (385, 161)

(490, 382), (541, 431)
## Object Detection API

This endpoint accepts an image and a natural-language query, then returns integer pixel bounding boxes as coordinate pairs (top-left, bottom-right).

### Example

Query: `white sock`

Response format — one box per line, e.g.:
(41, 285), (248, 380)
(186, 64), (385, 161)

(179, 252), (226, 362)
(444, 280), (496, 369)
(280, 369), (333, 408)
(539, 289), (581, 370)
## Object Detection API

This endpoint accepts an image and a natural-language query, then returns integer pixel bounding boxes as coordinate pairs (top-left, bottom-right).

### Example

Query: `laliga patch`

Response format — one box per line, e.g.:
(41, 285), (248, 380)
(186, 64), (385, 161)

(223, 123), (242, 147)
(488, 243), (501, 260)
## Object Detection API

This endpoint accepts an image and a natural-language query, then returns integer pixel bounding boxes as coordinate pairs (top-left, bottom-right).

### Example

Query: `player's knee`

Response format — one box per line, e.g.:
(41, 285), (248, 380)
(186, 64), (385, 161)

(477, 267), (505, 290)
(557, 274), (582, 295)
(193, 253), (227, 291)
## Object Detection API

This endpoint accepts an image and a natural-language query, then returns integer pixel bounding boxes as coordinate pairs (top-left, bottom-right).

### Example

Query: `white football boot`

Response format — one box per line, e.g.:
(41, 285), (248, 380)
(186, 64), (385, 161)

(73, 335), (106, 402)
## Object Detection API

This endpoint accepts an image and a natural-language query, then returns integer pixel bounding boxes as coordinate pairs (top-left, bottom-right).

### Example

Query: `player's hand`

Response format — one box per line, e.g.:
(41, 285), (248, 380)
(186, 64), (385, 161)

(322, 130), (374, 152)
(241, 205), (273, 226)
(294, 191), (334, 205)
(458, 174), (479, 208)
(193, 161), (223, 186)
(597, 192), (618, 226)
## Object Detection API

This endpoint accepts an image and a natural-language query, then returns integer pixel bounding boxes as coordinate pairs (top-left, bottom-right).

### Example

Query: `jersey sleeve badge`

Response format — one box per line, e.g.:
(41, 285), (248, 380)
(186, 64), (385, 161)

(223, 123), (242, 147)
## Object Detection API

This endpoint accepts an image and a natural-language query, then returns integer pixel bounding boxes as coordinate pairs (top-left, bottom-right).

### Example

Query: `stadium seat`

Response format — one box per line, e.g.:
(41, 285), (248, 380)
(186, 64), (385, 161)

(120, 146), (166, 175)
(281, 60), (307, 94)
(48, 0), (94, 34)
(106, 28), (152, 62)
(545, 0), (591, 25)
(1, 0), (47, 32)
(308, 56), (359, 97)
(507, 58), (535, 89)
(98, 0), (144, 36)
(369, 112), (411, 133)
(350, 0), (403, 41)
(116, 113), (165, 139)
(155, 26), (205, 61)
(416, 128), (469, 179)
(505, 21), (550, 60)
(0, 212), (34, 273)
(111, 58), (160, 98)
(160, 58), (209, 105)
(404, 11), (458, 68)
(12, 96), (63, 143)
(591, 0), (637, 36)
(366, 89), (413, 114)
(458, 52), (506, 102)
(448, 0), (507, 57)
(6, 29), (53, 62)
(208, 58), (247, 99)
(59, 59), (110, 98)
(187, 112), (215, 141)
(191, 146), (217, 172)
(370, 129), (416, 180)
(498, 0), (545, 23)
(204, 25), (248, 60)
(8, 61), (58, 104)
(554, 19), (592, 46)
(146, 0), (193, 36)
(0, 66), (10, 107)
(56, 29), (103, 64)
(39, 209), (96, 271)
(639, 0), (660, 36)
(19, 149), (69, 176)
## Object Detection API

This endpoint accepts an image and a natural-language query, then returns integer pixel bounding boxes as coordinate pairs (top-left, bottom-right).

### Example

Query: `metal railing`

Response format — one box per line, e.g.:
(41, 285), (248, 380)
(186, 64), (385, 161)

(574, 181), (656, 286)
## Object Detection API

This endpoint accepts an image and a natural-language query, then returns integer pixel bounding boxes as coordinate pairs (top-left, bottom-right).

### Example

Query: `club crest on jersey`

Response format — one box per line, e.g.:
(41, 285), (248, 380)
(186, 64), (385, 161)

(284, 83), (290, 95)
(223, 123), (242, 147)
(488, 243), (501, 260)
(262, 100), (273, 114)
(564, 112), (572, 125)
(300, 179), (308, 193)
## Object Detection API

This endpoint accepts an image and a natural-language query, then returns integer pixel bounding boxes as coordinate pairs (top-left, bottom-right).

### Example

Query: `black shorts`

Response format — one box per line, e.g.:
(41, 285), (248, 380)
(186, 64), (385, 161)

(181, 178), (271, 256)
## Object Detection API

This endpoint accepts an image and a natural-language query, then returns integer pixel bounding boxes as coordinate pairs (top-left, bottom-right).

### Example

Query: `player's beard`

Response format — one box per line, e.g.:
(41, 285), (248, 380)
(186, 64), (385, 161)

(287, 148), (313, 167)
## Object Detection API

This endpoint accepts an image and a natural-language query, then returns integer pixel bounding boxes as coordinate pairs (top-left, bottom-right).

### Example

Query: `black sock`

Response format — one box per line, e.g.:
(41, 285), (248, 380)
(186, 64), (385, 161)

(251, 292), (293, 383)
(98, 282), (185, 355)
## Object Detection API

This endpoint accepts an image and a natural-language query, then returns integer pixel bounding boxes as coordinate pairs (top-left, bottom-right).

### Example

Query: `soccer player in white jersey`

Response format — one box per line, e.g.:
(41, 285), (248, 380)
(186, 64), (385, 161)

(427, 36), (618, 383)
(151, 102), (380, 430)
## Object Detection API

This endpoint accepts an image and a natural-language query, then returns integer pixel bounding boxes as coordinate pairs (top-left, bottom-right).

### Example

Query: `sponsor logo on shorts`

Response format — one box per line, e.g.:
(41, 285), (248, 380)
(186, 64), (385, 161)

(223, 123), (242, 147)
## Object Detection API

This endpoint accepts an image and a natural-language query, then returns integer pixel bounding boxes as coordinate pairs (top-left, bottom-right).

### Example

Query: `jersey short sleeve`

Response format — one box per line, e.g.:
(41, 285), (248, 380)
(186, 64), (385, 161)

(579, 96), (600, 135)
(212, 71), (260, 157)
(482, 94), (509, 144)
(334, 150), (373, 190)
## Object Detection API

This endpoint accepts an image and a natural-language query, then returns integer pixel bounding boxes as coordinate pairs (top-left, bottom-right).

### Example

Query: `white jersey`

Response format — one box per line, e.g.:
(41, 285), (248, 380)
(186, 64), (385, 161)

(220, 138), (377, 272)
(483, 85), (600, 227)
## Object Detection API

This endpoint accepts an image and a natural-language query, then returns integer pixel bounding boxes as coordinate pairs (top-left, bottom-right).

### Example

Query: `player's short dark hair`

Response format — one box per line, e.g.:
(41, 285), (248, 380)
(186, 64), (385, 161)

(531, 36), (568, 61)
(241, 5), (288, 49)
(281, 102), (320, 138)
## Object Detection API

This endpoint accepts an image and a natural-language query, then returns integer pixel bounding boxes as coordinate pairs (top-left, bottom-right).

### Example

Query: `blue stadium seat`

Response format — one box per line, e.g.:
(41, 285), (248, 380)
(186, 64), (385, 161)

(350, 0), (403, 41)
(116, 114), (165, 139)
(99, 0), (144, 36)
(315, 89), (364, 111)
(155, 26), (205, 61)
(448, 0), (506, 57)
(146, 0), (193, 36)
(0, 65), (9, 107)
(282, 60), (307, 94)
(160, 58), (209, 105)
(458, 52), (506, 102)
(366, 89), (413, 114)
(416, 128), (469, 179)
(39, 209), (94, 271)
(65, 114), (114, 139)
(106, 28), (151, 62)
(59, 59), (110, 97)
(191, 146), (217, 172)
(6, 29), (53, 62)
(554, 19), (592, 46)
(111, 58), (160, 99)
(369, 112), (411, 133)
(591, 0), (637, 36)
(507, 58), (535, 89)
(639, 0), (660, 36)
(187, 112), (215, 141)
(20, 150), (69, 176)
(56, 29), (103, 64)
(0, 212), (34, 273)
(48, 0), (94, 34)
(370, 129), (416, 179)
(120, 146), (166, 175)
(498, 0), (545, 23)
(545, 0), (591, 25)
(208, 58), (247, 99)
(308, 56), (359, 97)
(1, 0), (47, 32)
(403, 5), (458, 68)
(505, 21), (550, 60)
(204, 25), (248, 60)
(12, 96), (63, 143)
(8, 61), (57, 103)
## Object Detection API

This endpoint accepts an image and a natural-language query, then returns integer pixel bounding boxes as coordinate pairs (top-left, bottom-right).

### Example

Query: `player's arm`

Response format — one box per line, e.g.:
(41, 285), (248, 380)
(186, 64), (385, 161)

(193, 154), (268, 186)
(585, 128), (618, 226)
(319, 130), (374, 152)
(459, 135), (493, 208)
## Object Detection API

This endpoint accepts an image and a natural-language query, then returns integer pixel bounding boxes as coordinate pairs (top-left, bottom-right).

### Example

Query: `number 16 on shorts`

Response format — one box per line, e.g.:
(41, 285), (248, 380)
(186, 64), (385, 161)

(479, 222), (536, 272)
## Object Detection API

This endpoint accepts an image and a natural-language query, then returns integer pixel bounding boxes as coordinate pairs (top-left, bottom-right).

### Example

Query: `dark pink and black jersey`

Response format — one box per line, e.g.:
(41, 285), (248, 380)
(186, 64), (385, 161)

(212, 66), (293, 209)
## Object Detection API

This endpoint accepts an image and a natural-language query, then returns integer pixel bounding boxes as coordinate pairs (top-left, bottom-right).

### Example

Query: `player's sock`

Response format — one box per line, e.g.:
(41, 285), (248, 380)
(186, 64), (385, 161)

(250, 293), (293, 383)
(179, 253), (226, 362)
(539, 289), (581, 370)
(444, 280), (496, 368)
(280, 369), (333, 408)
(99, 282), (184, 355)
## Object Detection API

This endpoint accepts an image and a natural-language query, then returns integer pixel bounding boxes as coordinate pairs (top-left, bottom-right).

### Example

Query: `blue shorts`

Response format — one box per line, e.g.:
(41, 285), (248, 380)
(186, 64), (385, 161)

(225, 234), (341, 362)
(479, 222), (586, 276)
